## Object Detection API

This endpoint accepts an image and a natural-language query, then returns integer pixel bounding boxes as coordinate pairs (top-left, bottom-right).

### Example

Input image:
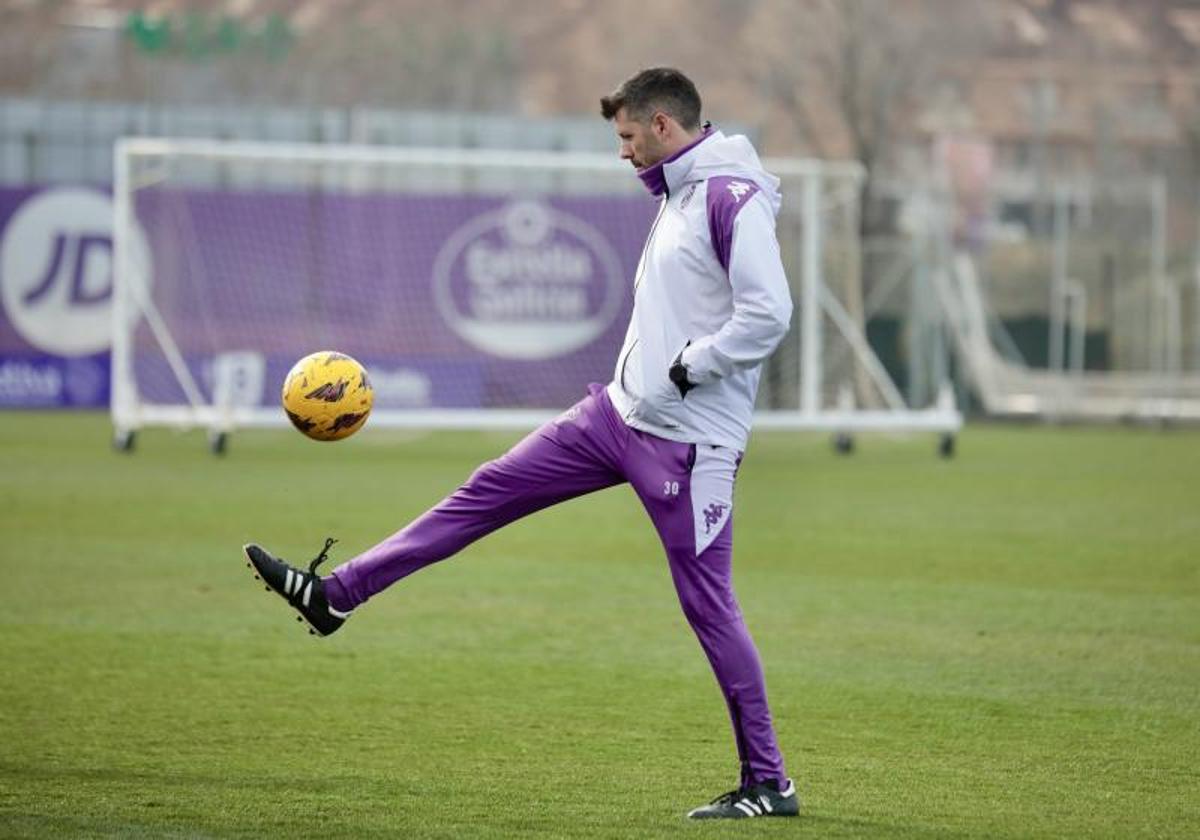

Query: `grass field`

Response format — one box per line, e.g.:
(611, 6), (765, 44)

(1, 412), (1198, 838)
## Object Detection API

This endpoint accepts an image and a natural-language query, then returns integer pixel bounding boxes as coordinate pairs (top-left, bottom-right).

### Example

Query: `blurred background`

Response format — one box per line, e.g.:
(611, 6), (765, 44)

(2, 0), (1200, 428)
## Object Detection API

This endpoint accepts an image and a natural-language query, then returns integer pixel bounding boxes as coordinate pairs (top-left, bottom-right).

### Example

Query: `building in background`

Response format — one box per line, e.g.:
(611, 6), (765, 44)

(2, 1), (1198, 191)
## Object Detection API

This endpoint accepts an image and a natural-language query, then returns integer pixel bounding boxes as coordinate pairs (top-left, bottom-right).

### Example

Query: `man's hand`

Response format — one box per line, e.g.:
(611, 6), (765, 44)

(669, 347), (695, 399)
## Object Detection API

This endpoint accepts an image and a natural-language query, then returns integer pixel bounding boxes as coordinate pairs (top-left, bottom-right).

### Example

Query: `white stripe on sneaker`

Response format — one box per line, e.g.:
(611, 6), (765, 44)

(284, 568), (294, 595)
(760, 795), (772, 813)
(301, 580), (313, 608)
(734, 800), (757, 817)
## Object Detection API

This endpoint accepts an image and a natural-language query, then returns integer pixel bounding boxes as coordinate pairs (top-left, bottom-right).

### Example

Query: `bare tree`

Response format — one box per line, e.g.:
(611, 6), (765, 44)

(747, 0), (987, 233)
(743, 0), (996, 405)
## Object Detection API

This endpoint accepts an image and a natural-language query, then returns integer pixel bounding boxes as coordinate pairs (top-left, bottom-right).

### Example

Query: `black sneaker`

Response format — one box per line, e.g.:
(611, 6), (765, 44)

(242, 538), (351, 637)
(686, 778), (800, 819)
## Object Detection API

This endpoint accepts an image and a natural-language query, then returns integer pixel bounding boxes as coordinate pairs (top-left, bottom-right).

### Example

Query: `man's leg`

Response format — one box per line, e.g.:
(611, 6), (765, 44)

(626, 438), (788, 789)
(676, 517), (788, 789)
(326, 385), (626, 610)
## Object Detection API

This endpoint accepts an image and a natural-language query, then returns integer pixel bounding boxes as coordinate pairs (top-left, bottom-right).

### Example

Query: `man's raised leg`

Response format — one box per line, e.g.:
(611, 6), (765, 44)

(325, 386), (626, 610)
(243, 387), (626, 634)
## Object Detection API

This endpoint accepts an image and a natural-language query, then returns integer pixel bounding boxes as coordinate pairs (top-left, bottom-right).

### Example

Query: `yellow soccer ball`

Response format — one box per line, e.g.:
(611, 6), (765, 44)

(281, 351), (373, 441)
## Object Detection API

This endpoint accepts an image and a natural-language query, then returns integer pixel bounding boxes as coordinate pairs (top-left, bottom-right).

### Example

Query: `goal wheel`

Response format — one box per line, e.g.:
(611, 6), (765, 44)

(113, 429), (137, 453)
(938, 433), (956, 459)
(832, 432), (855, 455)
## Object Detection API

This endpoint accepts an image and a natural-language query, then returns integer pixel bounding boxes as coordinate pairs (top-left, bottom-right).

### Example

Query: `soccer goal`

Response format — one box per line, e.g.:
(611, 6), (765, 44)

(112, 137), (961, 453)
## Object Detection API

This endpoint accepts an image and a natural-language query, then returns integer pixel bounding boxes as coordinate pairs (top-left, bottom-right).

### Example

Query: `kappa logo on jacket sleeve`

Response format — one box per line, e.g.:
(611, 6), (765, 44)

(726, 181), (752, 202)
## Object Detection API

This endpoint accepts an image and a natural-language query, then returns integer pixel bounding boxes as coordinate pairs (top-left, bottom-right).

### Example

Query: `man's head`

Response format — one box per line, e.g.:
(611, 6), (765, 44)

(600, 68), (703, 169)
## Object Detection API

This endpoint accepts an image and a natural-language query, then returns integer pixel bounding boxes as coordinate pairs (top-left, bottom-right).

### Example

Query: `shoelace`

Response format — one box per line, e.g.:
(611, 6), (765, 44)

(308, 537), (338, 574)
(710, 787), (749, 806)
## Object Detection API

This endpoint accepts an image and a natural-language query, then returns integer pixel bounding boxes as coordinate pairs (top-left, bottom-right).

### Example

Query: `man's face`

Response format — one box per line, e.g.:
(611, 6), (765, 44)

(614, 107), (668, 169)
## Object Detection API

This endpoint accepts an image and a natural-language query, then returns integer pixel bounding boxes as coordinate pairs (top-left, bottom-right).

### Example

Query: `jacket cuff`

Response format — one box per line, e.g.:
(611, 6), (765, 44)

(681, 338), (728, 384)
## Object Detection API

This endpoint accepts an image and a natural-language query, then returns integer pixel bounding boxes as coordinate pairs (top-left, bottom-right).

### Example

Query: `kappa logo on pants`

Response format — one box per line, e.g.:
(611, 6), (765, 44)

(554, 404), (581, 425)
(702, 502), (729, 534)
(691, 447), (738, 555)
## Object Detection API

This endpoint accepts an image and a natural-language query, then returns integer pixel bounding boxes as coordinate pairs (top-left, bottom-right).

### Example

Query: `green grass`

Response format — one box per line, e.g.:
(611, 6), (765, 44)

(1, 413), (1198, 838)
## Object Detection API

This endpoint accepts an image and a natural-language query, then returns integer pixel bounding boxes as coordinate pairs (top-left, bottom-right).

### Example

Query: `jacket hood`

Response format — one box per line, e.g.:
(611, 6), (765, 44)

(641, 128), (782, 214)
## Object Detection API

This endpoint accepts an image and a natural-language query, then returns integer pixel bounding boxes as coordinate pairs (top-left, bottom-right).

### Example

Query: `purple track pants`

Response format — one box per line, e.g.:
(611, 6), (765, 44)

(325, 384), (788, 787)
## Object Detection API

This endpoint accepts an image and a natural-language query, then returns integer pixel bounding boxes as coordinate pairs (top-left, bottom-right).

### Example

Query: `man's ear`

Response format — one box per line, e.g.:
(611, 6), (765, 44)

(651, 111), (672, 140)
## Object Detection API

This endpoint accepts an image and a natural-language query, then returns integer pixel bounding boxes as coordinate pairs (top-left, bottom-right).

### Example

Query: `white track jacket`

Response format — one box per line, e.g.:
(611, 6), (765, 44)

(606, 128), (793, 450)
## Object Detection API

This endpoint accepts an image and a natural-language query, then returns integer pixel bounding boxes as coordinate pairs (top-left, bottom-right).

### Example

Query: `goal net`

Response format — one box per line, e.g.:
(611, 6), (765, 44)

(112, 138), (960, 445)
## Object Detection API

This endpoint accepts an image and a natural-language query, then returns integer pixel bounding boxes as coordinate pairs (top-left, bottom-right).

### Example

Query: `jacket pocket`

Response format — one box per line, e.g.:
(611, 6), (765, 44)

(637, 368), (685, 428)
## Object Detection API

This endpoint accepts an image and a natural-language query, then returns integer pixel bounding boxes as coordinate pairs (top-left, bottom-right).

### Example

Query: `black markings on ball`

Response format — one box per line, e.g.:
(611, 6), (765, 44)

(328, 412), (366, 433)
(286, 410), (317, 433)
(304, 379), (348, 402)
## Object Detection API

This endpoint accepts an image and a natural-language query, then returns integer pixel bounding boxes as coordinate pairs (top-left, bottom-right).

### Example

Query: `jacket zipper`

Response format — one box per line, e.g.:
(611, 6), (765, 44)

(632, 199), (667, 291)
(619, 197), (669, 402)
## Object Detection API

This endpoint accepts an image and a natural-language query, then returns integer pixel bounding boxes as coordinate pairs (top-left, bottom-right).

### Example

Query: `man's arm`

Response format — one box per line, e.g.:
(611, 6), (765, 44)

(678, 189), (793, 386)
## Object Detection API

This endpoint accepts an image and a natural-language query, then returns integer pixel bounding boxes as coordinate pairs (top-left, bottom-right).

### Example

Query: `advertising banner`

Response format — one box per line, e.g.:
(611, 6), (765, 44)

(0, 187), (116, 408)
(1, 184), (658, 412)
(127, 188), (656, 412)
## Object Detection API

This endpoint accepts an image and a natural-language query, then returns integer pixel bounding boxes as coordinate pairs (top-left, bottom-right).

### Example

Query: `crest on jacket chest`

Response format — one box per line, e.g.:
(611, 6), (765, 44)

(679, 183), (698, 209)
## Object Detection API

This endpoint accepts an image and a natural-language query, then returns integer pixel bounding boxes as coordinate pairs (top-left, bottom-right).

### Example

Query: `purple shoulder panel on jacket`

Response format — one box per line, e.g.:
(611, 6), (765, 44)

(706, 176), (761, 274)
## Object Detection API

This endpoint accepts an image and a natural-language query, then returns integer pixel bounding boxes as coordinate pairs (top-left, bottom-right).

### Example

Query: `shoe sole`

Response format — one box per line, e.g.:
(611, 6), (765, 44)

(242, 544), (327, 638)
(686, 796), (801, 819)
(687, 807), (801, 820)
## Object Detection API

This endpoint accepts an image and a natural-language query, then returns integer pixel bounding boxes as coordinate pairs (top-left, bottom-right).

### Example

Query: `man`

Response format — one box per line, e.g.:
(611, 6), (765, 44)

(244, 67), (799, 820)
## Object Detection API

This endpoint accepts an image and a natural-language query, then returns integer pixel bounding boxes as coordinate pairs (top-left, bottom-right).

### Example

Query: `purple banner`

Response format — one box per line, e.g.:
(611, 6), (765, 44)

(0, 186), (118, 408)
(0, 182), (658, 412)
(0, 352), (110, 407)
(130, 186), (657, 410)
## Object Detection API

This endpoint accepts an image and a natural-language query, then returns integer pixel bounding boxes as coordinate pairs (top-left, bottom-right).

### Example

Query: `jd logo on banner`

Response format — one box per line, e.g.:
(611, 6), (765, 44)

(0, 187), (150, 356)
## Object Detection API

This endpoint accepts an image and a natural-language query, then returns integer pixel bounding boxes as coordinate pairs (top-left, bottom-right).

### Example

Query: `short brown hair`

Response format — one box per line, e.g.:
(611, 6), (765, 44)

(600, 67), (702, 130)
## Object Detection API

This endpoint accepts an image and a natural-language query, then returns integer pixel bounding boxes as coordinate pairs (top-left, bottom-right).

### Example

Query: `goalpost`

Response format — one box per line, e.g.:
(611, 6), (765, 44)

(112, 137), (961, 453)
